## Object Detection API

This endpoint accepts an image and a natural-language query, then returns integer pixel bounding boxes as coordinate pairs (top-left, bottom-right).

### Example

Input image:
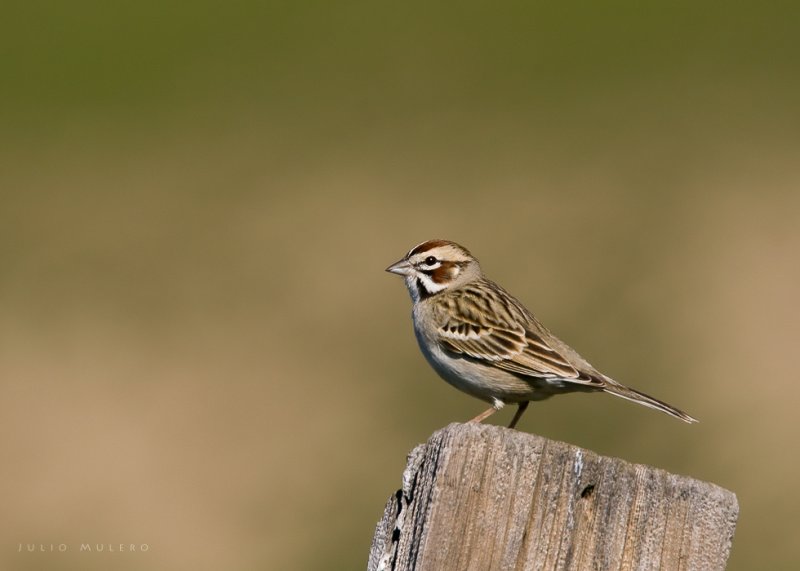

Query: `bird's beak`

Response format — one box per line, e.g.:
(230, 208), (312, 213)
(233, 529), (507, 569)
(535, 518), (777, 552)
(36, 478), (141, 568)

(385, 258), (414, 276)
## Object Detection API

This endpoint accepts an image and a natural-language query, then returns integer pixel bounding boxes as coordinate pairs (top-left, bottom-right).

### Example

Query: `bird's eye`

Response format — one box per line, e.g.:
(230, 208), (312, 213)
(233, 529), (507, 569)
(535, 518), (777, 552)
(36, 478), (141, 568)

(424, 256), (437, 266)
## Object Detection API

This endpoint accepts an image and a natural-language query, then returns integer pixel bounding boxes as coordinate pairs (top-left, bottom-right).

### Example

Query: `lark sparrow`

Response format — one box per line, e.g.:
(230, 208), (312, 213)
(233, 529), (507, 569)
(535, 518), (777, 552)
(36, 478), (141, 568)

(386, 239), (697, 428)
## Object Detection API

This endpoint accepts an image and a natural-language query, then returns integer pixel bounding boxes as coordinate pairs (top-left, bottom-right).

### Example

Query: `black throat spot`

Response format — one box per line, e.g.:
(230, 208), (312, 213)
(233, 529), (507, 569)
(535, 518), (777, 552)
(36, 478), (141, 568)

(416, 278), (435, 300)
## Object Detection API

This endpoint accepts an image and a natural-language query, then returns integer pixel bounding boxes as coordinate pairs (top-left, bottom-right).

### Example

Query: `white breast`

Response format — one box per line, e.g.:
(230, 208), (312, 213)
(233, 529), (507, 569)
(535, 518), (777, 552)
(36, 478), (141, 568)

(411, 305), (509, 402)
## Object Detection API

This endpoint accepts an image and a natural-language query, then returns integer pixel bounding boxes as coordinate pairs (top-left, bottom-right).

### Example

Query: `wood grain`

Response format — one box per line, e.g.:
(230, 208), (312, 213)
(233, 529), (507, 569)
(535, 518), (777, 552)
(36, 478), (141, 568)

(369, 423), (738, 571)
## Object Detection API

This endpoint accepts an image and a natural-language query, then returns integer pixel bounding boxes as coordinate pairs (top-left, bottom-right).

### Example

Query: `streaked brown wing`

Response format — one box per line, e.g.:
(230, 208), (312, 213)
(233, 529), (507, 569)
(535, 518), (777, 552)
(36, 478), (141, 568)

(495, 330), (590, 381)
(435, 284), (602, 385)
(437, 318), (527, 362)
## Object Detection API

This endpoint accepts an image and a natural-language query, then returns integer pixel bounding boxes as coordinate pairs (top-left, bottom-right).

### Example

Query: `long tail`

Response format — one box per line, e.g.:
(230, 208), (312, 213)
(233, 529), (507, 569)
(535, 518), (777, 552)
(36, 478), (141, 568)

(602, 380), (698, 423)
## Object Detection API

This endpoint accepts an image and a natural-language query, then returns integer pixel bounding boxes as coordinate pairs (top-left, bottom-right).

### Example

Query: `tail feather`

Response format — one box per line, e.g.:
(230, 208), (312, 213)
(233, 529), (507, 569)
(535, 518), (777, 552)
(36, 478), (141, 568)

(603, 381), (698, 424)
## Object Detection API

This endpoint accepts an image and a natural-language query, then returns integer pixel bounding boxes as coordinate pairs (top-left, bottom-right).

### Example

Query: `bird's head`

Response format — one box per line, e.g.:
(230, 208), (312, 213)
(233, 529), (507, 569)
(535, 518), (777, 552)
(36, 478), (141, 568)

(386, 239), (482, 301)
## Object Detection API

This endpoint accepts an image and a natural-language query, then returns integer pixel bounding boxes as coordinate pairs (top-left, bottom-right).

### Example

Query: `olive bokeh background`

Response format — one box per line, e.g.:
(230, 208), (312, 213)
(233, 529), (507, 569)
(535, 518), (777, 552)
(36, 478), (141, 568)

(2, 2), (799, 569)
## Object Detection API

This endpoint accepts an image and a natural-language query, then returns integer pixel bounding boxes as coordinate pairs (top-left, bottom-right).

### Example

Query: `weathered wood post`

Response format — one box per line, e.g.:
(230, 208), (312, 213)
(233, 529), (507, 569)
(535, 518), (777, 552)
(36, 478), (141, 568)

(369, 423), (738, 571)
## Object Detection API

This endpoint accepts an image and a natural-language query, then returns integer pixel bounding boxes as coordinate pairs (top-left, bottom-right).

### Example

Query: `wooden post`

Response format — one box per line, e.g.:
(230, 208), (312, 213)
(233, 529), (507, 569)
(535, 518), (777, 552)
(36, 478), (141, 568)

(369, 423), (738, 571)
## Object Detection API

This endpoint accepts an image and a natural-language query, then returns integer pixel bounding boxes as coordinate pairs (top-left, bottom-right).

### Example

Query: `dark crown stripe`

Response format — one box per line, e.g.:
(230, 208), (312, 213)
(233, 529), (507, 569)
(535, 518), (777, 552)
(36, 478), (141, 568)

(408, 239), (473, 258)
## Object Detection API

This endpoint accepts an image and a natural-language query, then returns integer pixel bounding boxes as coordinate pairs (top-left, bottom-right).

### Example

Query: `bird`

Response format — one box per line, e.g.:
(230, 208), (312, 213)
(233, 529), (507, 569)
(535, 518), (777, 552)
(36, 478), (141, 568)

(385, 239), (697, 428)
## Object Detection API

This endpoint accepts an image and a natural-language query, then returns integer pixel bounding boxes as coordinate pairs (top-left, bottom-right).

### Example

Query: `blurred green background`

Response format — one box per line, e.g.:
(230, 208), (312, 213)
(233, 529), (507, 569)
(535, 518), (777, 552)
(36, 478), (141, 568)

(1, 1), (798, 569)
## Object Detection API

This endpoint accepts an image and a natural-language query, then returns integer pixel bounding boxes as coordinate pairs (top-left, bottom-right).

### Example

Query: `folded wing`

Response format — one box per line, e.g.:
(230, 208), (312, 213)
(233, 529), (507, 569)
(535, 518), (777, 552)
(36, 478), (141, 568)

(436, 287), (603, 387)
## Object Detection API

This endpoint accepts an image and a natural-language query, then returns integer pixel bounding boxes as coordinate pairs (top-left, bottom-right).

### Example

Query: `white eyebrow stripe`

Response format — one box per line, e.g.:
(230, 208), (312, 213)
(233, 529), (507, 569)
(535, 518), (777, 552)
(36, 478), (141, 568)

(416, 261), (442, 271)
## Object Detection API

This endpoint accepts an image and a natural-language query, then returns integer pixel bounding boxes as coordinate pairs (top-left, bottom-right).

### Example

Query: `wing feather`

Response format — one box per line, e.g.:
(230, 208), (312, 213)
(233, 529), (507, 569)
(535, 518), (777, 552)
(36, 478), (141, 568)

(435, 283), (604, 387)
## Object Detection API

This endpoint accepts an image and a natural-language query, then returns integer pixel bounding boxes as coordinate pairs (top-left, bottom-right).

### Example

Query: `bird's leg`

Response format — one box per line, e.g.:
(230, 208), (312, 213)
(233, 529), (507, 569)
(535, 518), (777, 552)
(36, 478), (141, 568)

(469, 398), (504, 424)
(507, 401), (529, 429)
(469, 407), (498, 423)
